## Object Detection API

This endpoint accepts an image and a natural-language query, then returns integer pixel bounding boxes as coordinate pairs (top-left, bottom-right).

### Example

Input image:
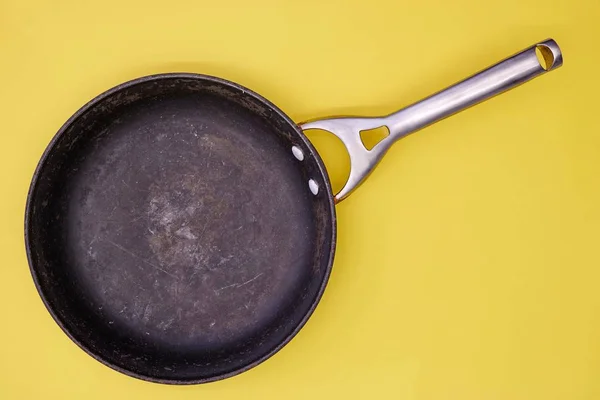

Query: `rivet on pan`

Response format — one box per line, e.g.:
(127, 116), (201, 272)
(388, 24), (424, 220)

(308, 179), (319, 195)
(291, 146), (304, 161)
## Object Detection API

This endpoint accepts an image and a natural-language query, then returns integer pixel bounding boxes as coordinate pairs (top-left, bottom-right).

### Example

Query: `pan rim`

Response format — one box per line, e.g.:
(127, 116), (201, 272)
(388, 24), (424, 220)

(24, 72), (337, 384)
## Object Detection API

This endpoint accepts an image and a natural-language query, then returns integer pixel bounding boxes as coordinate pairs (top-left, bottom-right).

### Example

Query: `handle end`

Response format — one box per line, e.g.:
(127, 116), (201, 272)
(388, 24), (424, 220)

(535, 39), (563, 71)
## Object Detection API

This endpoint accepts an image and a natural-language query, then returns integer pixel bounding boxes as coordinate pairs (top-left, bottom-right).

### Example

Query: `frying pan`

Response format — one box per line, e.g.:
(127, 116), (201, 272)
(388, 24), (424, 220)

(25, 39), (563, 384)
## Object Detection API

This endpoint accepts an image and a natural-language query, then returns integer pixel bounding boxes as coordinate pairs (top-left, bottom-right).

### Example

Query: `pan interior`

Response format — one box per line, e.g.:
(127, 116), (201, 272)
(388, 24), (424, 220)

(26, 75), (335, 383)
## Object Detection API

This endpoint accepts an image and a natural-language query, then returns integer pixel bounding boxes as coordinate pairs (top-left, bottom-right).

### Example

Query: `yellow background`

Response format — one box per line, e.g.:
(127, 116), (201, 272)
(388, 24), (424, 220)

(1, 0), (599, 398)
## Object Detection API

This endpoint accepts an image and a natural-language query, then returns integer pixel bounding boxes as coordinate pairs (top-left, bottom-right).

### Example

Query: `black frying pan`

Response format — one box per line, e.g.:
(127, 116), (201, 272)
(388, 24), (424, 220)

(25, 39), (562, 384)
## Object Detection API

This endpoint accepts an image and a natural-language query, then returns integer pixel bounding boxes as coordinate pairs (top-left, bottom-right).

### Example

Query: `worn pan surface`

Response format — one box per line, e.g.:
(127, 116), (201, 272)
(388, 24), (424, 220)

(26, 74), (336, 383)
(25, 39), (562, 384)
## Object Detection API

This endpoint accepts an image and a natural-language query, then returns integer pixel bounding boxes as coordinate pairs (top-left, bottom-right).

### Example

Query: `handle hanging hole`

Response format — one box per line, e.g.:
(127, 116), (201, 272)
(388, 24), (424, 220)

(535, 45), (555, 71)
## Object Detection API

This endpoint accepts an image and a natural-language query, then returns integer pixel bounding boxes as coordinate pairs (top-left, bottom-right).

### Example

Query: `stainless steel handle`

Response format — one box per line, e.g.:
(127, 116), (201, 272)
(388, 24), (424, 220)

(385, 39), (562, 142)
(301, 39), (563, 203)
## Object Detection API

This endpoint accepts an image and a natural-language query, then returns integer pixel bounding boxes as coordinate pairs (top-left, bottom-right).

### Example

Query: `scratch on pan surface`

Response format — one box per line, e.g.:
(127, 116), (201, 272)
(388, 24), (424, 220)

(104, 238), (180, 280)
(214, 273), (264, 294)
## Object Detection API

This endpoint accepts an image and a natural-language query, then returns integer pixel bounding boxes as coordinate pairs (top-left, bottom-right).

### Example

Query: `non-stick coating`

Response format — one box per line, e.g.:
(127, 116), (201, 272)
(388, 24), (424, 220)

(25, 74), (336, 383)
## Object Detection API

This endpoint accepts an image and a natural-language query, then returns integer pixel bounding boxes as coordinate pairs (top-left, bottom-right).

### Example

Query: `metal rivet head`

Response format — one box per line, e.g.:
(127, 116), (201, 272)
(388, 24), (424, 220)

(308, 179), (319, 195)
(291, 146), (304, 161)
